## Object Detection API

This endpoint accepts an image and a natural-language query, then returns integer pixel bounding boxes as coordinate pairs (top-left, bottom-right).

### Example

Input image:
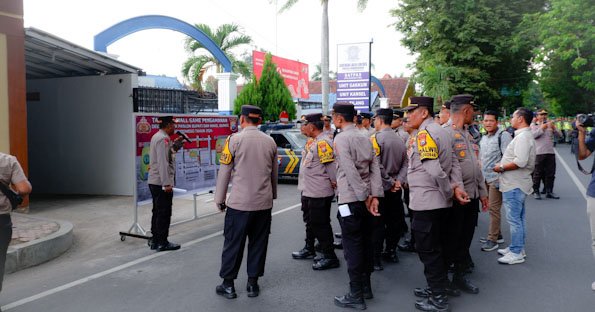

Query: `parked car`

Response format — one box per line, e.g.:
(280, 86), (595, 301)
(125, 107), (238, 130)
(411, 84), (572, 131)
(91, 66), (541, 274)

(266, 127), (307, 179)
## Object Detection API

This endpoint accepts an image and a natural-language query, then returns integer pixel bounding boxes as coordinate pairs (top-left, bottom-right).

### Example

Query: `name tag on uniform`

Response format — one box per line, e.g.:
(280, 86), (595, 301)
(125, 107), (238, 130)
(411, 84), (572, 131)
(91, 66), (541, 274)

(338, 204), (352, 217)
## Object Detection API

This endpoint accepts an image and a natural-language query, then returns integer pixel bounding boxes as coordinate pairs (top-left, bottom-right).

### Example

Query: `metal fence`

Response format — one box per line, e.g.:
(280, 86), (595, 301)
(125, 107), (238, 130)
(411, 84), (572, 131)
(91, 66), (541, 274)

(133, 88), (218, 113)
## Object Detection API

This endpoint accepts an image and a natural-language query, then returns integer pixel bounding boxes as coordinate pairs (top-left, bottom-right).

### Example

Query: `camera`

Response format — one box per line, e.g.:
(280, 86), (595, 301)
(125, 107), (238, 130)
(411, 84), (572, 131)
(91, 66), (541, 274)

(576, 114), (595, 128)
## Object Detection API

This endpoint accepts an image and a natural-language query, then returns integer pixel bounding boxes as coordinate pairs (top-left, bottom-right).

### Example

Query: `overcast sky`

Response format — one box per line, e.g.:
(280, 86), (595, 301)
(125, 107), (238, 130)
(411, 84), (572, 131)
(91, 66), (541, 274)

(23, 0), (415, 83)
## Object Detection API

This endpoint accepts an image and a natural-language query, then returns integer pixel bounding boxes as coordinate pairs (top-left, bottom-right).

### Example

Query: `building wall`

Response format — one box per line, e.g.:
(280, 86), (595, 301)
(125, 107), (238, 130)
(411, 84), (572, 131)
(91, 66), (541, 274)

(27, 74), (136, 195)
(0, 0), (27, 168)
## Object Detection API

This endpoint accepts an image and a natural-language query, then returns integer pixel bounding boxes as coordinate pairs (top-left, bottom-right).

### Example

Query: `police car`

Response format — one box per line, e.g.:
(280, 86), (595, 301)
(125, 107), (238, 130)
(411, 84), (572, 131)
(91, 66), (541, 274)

(262, 124), (307, 179)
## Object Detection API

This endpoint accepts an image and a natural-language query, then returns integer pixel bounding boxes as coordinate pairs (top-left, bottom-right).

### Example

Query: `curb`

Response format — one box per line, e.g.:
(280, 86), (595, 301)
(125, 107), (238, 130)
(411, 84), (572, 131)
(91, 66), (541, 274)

(5, 216), (74, 274)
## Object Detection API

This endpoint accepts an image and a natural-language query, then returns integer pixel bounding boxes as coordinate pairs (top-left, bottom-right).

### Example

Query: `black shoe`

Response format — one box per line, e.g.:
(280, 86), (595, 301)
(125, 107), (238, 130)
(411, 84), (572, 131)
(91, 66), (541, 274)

(397, 240), (415, 252)
(414, 286), (460, 298)
(415, 294), (450, 312)
(532, 192), (542, 200)
(546, 192), (560, 199)
(334, 293), (366, 310)
(313, 257), (340, 270)
(156, 242), (180, 252)
(313, 254), (323, 263)
(148, 238), (157, 250)
(453, 276), (479, 294)
(335, 232), (343, 239)
(292, 246), (316, 259)
(216, 284), (237, 299)
(373, 257), (384, 271)
(381, 249), (400, 263)
(333, 241), (343, 250)
(246, 283), (260, 298)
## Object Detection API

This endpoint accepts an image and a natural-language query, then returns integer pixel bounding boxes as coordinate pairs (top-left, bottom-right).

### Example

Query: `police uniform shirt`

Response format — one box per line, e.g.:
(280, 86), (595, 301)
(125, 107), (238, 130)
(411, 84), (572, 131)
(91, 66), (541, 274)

(0, 153), (27, 214)
(531, 123), (560, 155)
(407, 118), (463, 211)
(215, 126), (278, 211)
(297, 133), (337, 198)
(447, 126), (488, 199)
(323, 128), (335, 141)
(395, 126), (409, 143)
(334, 124), (384, 204)
(372, 128), (408, 191)
(297, 138), (315, 190)
(148, 129), (175, 187)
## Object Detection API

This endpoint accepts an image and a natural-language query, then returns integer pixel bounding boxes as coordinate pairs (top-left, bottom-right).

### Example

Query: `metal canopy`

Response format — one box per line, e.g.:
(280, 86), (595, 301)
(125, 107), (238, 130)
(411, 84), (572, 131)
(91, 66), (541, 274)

(25, 27), (144, 79)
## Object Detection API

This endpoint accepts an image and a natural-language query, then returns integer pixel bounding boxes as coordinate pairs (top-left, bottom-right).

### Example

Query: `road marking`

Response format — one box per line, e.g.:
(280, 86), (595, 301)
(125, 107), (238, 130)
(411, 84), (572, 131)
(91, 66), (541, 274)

(2, 203), (301, 311)
(555, 149), (587, 201)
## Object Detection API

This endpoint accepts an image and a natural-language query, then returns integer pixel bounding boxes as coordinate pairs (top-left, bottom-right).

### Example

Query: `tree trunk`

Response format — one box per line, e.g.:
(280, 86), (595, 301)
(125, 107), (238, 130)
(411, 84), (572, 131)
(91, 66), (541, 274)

(321, 0), (330, 115)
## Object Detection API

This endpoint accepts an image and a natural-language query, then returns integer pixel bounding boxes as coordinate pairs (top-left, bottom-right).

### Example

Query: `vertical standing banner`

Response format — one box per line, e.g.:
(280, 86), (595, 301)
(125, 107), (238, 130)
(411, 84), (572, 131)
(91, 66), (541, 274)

(252, 50), (310, 99)
(134, 114), (238, 204)
(336, 42), (371, 112)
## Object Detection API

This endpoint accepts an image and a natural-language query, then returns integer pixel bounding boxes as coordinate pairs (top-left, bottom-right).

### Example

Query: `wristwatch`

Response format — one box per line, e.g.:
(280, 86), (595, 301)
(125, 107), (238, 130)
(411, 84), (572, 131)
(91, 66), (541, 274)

(499, 164), (505, 172)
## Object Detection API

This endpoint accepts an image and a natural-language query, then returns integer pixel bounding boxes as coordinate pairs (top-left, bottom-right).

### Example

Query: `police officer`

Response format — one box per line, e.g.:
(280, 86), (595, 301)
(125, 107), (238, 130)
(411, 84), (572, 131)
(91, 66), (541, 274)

(445, 94), (488, 294)
(291, 113), (339, 270)
(214, 105), (278, 299)
(392, 110), (409, 143)
(323, 115), (335, 140)
(371, 108), (409, 268)
(148, 116), (184, 252)
(360, 112), (375, 136)
(403, 96), (468, 312)
(331, 102), (383, 310)
(531, 109), (561, 199)
(439, 101), (451, 127)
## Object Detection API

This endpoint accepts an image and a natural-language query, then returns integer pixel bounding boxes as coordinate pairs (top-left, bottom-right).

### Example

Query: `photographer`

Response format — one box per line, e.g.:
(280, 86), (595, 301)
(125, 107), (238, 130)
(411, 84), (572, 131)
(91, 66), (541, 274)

(575, 118), (595, 290)
(1, 152), (32, 296)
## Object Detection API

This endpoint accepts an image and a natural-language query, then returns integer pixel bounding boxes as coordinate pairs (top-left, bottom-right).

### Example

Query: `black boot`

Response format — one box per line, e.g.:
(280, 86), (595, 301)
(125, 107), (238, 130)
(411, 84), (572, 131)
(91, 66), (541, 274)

(334, 282), (366, 310)
(452, 273), (479, 294)
(292, 244), (316, 259)
(414, 285), (460, 298)
(381, 249), (400, 263)
(216, 279), (237, 299)
(362, 275), (373, 299)
(312, 252), (340, 270)
(415, 293), (450, 312)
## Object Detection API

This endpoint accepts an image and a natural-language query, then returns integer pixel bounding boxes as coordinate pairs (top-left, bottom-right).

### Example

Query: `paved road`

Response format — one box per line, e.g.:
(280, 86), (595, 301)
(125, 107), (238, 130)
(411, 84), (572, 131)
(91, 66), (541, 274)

(2, 144), (595, 311)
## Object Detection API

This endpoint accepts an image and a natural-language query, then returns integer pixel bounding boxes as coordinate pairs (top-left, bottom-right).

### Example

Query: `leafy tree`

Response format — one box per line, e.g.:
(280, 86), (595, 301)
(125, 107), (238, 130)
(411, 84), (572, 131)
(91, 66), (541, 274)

(278, 0), (368, 114)
(182, 23), (252, 91)
(234, 53), (296, 121)
(391, 0), (544, 110)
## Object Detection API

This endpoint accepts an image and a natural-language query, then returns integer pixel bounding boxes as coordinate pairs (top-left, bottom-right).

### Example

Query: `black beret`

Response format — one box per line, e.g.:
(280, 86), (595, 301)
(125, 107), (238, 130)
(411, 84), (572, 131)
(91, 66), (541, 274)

(392, 110), (404, 118)
(450, 94), (478, 109)
(241, 105), (263, 118)
(403, 96), (434, 111)
(304, 113), (323, 123)
(333, 102), (356, 115)
(442, 100), (451, 110)
(375, 108), (393, 117)
(157, 116), (177, 125)
(360, 112), (373, 119)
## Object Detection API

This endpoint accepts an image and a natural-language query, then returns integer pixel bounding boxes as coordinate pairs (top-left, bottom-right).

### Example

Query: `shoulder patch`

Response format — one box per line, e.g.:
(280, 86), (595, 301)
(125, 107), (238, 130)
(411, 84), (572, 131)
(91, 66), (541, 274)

(370, 133), (381, 157)
(417, 130), (438, 160)
(317, 140), (334, 163)
(219, 135), (233, 165)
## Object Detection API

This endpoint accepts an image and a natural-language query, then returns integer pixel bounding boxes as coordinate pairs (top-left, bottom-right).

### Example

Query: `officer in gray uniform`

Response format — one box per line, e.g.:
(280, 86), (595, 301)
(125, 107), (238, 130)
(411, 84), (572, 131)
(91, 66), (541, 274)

(531, 109), (561, 199)
(148, 116), (185, 252)
(403, 96), (468, 312)
(331, 102), (383, 310)
(0, 153), (32, 297)
(439, 101), (451, 127)
(214, 105), (278, 299)
(360, 112), (375, 136)
(370, 108), (408, 267)
(444, 94), (488, 295)
(292, 113), (339, 270)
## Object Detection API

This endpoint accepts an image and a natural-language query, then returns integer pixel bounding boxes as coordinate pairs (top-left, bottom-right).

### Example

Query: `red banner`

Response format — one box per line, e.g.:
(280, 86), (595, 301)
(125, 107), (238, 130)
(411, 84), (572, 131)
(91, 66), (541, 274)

(252, 50), (309, 99)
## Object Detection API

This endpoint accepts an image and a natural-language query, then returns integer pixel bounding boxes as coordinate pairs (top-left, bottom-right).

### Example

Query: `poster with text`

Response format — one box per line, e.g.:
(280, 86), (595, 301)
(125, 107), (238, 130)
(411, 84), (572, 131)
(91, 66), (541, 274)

(253, 50), (310, 99)
(336, 42), (371, 112)
(135, 114), (238, 204)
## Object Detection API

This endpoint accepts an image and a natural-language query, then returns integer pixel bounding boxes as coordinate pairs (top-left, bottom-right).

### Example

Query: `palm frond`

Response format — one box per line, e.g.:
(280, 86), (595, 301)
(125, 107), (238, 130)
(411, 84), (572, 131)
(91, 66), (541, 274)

(278, 0), (299, 13)
(221, 35), (252, 52)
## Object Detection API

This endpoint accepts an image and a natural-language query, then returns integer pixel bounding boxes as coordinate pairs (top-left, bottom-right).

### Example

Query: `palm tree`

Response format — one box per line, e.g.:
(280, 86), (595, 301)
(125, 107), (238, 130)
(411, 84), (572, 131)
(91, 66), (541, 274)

(278, 0), (368, 114)
(415, 63), (461, 110)
(311, 63), (336, 81)
(182, 23), (252, 91)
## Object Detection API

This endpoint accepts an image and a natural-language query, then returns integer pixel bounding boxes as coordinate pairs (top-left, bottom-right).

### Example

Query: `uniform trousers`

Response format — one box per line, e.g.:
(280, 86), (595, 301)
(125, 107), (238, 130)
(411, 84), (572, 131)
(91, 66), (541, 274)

(149, 184), (174, 245)
(0, 214), (11, 292)
(220, 207), (272, 280)
(532, 154), (556, 193)
(338, 201), (375, 283)
(373, 190), (405, 255)
(412, 208), (450, 293)
(301, 195), (335, 253)
(446, 198), (479, 271)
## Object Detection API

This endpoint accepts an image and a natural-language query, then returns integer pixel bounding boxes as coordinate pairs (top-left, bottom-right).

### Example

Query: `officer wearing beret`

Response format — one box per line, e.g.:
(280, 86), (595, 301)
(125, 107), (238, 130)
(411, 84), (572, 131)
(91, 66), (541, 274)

(392, 110), (409, 143)
(148, 116), (185, 252)
(444, 94), (488, 295)
(359, 112), (375, 136)
(530, 108), (562, 199)
(370, 108), (408, 267)
(332, 102), (383, 310)
(403, 96), (468, 312)
(292, 113), (340, 270)
(214, 105), (278, 299)
(323, 115), (335, 141)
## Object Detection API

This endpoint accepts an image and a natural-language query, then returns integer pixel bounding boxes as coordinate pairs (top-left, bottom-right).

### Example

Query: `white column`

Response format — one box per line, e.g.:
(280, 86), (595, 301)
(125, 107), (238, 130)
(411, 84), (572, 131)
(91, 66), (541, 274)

(215, 72), (239, 115)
